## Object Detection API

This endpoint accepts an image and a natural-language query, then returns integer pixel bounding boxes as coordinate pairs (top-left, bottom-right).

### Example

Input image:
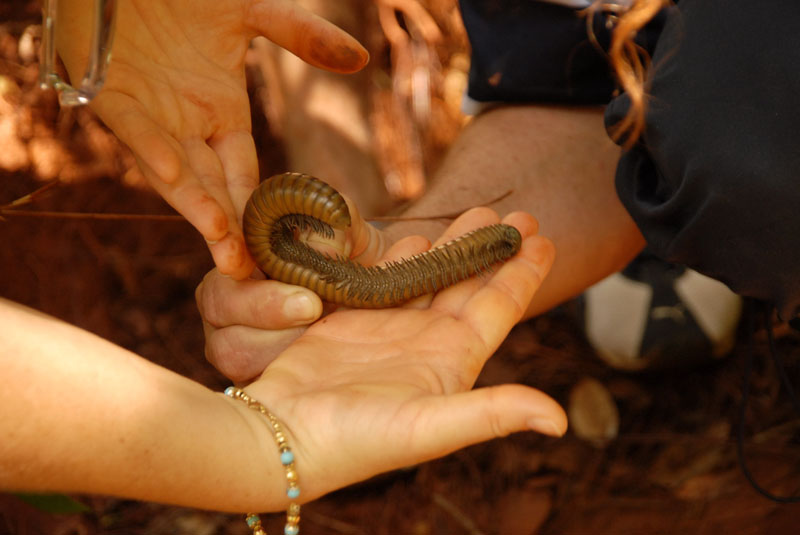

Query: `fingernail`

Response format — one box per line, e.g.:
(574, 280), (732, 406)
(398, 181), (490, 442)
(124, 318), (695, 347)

(282, 292), (319, 322)
(527, 417), (565, 437)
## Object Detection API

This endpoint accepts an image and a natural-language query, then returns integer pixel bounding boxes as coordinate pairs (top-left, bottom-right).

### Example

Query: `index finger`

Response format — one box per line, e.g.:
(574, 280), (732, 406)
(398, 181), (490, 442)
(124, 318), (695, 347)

(455, 212), (554, 351)
(209, 130), (260, 220)
(246, 0), (369, 73)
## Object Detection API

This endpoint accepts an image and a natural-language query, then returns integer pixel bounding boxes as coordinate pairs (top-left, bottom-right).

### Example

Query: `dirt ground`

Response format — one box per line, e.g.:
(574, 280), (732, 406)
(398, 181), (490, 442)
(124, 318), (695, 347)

(1, 1), (800, 534)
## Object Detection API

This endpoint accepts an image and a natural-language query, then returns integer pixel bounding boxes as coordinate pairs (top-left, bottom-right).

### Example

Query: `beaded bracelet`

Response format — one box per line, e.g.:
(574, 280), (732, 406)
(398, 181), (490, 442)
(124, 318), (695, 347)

(224, 387), (301, 535)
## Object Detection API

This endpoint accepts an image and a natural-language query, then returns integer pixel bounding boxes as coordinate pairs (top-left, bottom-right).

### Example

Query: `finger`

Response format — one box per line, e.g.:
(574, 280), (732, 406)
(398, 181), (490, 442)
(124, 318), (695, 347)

(400, 385), (566, 466)
(208, 130), (260, 220)
(204, 322), (306, 383)
(96, 92), (230, 243)
(92, 92), (182, 184)
(425, 208), (505, 312)
(95, 94), (240, 276)
(287, 191), (362, 260)
(196, 269), (322, 329)
(430, 207), (500, 248)
(94, 89), (253, 276)
(246, 0), (369, 74)
(301, 227), (351, 258)
(457, 214), (555, 351)
(345, 194), (390, 266)
(430, 210), (538, 314)
(380, 209), (503, 310)
(431, 210), (541, 312)
(374, 234), (435, 309)
(378, 235), (431, 264)
(181, 138), (236, 222)
(206, 234), (255, 280)
(135, 154), (230, 241)
(502, 210), (540, 237)
(181, 138), (255, 278)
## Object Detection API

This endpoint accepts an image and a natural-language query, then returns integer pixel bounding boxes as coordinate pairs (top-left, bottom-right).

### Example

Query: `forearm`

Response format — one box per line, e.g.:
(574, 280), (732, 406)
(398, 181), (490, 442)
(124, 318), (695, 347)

(0, 299), (286, 513)
(386, 104), (645, 318)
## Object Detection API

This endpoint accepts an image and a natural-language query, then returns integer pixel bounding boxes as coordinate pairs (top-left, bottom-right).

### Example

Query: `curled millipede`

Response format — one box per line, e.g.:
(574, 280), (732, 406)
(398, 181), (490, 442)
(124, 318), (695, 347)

(243, 172), (522, 308)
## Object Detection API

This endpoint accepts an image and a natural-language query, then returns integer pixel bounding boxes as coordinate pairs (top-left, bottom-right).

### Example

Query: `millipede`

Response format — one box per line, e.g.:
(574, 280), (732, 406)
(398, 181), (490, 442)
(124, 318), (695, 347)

(242, 172), (522, 308)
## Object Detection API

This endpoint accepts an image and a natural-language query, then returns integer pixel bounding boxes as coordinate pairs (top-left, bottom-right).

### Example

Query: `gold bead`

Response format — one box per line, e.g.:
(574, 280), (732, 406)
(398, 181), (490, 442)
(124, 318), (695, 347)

(245, 514), (262, 530)
(288, 503), (301, 516)
(285, 468), (298, 482)
(287, 514), (300, 524)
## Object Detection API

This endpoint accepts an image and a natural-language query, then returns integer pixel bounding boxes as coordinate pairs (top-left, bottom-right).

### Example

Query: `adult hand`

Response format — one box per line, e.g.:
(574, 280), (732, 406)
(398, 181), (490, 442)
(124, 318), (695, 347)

(237, 208), (565, 499)
(56, 0), (369, 278)
(196, 192), (388, 381)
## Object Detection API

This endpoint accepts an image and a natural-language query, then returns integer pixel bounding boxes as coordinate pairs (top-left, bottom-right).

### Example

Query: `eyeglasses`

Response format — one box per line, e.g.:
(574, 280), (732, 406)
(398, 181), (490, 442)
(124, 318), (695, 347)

(38, 0), (118, 106)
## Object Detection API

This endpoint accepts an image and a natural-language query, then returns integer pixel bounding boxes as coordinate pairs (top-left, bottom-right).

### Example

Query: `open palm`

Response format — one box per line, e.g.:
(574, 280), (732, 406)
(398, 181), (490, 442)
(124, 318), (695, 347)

(57, 0), (369, 277)
(244, 210), (568, 501)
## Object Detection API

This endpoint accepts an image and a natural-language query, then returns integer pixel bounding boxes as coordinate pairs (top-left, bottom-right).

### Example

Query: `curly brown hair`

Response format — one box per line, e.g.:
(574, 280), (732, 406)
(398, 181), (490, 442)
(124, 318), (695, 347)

(588, 0), (671, 148)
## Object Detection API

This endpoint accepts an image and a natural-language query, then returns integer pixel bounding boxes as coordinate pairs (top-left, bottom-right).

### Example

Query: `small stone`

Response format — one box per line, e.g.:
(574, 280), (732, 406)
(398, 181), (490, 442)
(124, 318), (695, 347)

(568, 376), (619, 446)
(18, 26), (40, 64)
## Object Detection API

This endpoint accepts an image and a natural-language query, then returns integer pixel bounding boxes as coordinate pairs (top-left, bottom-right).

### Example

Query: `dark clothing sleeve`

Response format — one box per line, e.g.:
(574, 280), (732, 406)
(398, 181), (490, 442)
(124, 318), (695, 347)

(605, 0), (800, 318)
(459, 0), (616, 104)
(462, 0), (800, 318)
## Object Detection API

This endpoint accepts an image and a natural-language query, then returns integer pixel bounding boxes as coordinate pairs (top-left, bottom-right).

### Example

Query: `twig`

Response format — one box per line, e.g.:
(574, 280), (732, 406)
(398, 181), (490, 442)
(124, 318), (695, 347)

(367, 189), (514, 223)
(3, 185), (515, 226)
(0, 209), (184, 222)
(431, 493), (486, 535)
(0, 181), (59, 209)
(1, 181), (185, 222)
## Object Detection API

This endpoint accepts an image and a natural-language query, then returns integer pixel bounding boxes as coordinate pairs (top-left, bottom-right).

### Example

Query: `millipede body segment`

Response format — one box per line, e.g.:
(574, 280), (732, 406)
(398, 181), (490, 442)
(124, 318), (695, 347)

(243, 172), (522, 308)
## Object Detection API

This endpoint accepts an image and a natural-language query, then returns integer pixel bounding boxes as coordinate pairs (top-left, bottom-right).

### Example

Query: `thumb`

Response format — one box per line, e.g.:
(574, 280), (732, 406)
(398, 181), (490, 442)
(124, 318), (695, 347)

(246, 0), (369, 73)
(412, 384), (567, 459)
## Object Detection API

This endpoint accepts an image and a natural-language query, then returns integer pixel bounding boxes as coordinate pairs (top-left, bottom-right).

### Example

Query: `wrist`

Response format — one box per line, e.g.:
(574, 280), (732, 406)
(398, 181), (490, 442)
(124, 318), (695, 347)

(223, 387), (306, 534)
(220, 390), (301, 509)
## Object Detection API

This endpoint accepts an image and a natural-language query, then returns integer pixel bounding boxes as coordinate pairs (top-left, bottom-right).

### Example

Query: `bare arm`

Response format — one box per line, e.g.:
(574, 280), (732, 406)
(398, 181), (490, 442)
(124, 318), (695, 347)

(0, 299), (285, 512)
(386, 104), (645, 318)
(0, 209), (565, 511)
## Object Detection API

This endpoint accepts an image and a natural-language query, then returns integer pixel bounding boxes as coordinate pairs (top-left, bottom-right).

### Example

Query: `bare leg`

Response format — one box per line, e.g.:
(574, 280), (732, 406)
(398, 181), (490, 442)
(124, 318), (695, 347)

(385, 104), (646, 318)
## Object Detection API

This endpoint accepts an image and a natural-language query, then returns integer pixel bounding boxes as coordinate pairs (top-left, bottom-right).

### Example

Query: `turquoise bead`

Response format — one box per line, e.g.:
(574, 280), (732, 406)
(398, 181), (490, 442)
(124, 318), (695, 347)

(284, 524), (299, 535)
(287, 486), (300, 499)
(280, 451), (295, 465)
